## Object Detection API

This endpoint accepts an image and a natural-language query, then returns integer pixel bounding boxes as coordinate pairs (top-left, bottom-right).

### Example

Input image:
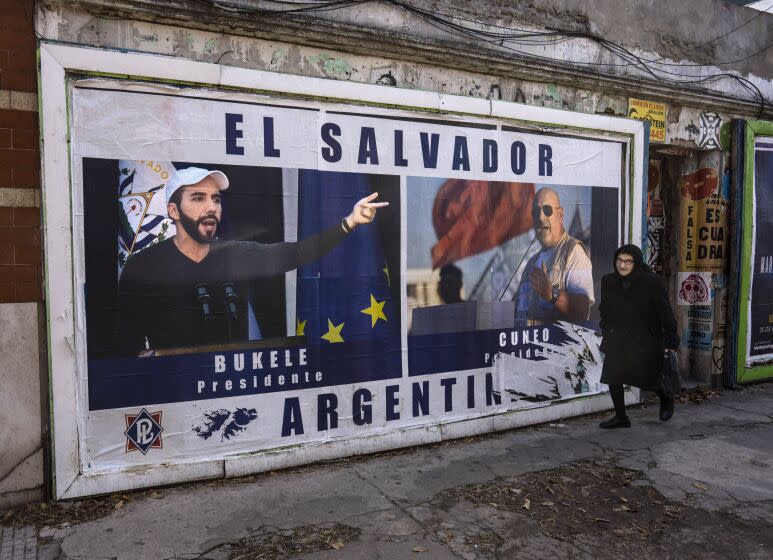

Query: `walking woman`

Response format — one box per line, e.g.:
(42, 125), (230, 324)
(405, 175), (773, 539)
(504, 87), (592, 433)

(598, 244), (679, 428)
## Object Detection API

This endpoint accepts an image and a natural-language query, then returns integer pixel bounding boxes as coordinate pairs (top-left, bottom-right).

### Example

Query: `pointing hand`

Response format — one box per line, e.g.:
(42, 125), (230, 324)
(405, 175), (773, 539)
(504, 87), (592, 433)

(346, 192), (389, 229)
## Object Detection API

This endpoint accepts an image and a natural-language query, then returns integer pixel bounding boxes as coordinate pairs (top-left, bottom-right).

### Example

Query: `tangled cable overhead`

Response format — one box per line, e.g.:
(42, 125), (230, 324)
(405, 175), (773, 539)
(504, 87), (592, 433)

(226, 0), (771, 114)
(56, 0), (764, 114)
(382, 0), (771, 114)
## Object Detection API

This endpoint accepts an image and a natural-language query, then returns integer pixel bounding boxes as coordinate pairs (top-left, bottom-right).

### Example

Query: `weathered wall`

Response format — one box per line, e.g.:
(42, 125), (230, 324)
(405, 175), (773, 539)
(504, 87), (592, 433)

(513, 0), (771, 79)
(35, 0), (773, 149)
(0, 0), (45, 510)
(1, 0), (42, 301)
(5, 0), (766, 504)
(0, 303), (44, 509)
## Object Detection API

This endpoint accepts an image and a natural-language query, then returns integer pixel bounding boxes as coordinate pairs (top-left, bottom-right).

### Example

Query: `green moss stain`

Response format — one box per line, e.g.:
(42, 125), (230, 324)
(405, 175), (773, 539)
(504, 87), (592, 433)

(203, 38), (218, 56)
(308, 53), (355, 77)
(546, 84), (561, 107)
(270, 48), (287, 68)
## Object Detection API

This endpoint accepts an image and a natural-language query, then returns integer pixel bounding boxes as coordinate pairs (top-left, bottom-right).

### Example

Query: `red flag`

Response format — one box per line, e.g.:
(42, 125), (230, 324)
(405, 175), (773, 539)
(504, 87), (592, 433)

(431, 180), (535, 269)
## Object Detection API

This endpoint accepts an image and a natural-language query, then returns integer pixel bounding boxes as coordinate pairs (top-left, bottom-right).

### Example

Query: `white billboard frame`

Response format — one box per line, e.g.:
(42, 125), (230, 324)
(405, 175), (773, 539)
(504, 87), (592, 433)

(39, 42), (646, 499)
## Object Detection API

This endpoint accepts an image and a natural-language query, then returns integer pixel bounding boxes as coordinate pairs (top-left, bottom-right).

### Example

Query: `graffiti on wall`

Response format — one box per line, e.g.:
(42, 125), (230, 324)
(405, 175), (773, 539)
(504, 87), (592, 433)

(711, 275), (728, 375)
(646, 160), (665, 273)
(697, 112), (723, 150)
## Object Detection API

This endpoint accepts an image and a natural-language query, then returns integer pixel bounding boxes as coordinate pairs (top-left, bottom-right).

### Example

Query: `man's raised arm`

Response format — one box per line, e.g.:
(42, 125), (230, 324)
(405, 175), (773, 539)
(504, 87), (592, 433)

(227, 192), (389, 277)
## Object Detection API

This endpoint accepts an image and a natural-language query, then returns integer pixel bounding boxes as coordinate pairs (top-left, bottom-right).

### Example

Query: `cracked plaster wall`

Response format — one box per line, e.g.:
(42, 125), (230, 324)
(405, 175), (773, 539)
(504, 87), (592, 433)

(36, 2), (772, 147)
(284, 0), (773, 80)
(0, 303), (44, 510)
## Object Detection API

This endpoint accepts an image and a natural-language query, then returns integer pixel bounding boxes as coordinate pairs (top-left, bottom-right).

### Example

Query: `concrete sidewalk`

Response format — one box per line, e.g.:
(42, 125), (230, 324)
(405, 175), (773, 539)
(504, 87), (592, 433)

(4, 383), (773, 560)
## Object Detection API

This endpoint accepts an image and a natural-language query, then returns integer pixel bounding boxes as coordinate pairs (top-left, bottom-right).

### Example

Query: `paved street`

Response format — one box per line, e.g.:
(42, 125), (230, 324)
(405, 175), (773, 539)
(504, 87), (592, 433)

(4, 382), (773, 559)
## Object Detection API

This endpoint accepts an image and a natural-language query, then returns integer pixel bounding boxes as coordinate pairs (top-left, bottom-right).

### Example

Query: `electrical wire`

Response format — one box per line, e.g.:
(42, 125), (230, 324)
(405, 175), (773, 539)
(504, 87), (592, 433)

(387, 0), (770, 69)
(385, 0), (773, 65)
(382, 1), (773, 67)
(186, 0), (371, 14)
(378, 0), (770, 115)
(32, 0), (772, 114)
(685, 1), (773, 52)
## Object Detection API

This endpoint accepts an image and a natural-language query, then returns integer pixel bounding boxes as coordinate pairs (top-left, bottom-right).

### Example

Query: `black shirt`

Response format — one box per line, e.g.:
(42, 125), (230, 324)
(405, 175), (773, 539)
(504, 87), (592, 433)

(116, 224), (347, 354)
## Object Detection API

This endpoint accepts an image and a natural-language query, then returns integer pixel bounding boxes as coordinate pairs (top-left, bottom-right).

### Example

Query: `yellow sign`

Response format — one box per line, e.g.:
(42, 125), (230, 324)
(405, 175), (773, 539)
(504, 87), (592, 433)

(628, 98), (667, 143)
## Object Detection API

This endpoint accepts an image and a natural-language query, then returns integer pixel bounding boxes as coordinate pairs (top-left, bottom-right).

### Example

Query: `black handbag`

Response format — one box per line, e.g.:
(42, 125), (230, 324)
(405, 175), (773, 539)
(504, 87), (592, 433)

(658, 351), (681, 399)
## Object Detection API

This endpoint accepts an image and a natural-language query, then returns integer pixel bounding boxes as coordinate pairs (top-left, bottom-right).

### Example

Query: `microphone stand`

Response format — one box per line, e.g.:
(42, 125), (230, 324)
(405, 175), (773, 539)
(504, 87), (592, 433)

(498, 236), (539, 302)
(222, 283), (240, 343)
(195, 284), (214, 320)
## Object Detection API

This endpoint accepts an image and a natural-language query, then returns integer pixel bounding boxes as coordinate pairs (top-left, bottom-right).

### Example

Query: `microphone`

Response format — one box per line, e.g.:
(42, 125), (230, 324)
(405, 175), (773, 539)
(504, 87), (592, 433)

(222, 283), (239, 321)
(498, 236), (539, 301)
(195, 284), (214, 320)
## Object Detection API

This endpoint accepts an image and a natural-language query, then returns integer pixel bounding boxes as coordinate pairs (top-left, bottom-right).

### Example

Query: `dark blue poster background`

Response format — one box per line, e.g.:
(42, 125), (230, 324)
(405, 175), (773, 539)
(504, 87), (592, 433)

(750, 142), (773, 358)
(82, 159), (403, 410)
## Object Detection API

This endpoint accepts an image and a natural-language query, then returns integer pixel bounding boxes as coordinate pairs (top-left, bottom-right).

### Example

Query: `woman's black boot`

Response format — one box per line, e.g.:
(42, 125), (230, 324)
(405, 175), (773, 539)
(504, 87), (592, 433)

(659, 393), (674, 422)
(599, 415), (631, 429)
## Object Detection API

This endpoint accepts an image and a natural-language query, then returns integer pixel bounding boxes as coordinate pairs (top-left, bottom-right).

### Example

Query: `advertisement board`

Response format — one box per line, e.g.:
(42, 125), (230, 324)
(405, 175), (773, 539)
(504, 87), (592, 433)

(39, 44), (645, 497)
(731, 121), (773, 384)
(747, 138), (773, 364)
(628, 98), (667, 143)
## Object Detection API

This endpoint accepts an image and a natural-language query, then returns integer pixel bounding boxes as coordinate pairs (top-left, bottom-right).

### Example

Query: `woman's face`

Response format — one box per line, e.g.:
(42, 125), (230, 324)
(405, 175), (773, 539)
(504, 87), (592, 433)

(616, 253), (635, 276)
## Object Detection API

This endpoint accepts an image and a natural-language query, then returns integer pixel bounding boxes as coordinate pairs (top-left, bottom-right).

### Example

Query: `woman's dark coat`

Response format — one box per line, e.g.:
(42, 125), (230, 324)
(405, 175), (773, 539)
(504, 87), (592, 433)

(599, 245), (679, 389)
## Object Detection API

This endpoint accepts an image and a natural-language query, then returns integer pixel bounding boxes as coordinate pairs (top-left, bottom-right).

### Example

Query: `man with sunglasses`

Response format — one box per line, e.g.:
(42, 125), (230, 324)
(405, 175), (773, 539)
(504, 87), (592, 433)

(514, 187), (594, 324)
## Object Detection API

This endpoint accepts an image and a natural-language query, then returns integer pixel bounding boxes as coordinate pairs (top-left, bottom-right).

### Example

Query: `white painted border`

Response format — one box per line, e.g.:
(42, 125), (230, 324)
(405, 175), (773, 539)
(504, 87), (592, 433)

(40, 45), (81, 499)
(39, 42), (645, 499)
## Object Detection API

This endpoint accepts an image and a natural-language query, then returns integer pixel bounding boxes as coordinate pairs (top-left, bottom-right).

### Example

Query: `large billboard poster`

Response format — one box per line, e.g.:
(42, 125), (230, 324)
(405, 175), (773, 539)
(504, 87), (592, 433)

(748, 138), (773, 364)
(68, 83), (627, 476)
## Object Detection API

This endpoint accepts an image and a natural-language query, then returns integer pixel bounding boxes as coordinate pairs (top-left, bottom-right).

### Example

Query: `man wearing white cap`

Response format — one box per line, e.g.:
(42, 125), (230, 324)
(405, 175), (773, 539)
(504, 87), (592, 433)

(117, 166), (387, 354)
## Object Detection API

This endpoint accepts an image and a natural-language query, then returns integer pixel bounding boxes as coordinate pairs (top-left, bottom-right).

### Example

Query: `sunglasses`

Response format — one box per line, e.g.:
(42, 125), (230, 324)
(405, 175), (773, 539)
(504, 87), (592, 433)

(532, 204), (560, 218)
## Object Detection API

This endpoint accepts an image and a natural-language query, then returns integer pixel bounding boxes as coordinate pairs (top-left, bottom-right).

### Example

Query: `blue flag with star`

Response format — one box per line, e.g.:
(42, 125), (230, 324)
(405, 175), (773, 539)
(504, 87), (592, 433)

(296, 170), (402, 381)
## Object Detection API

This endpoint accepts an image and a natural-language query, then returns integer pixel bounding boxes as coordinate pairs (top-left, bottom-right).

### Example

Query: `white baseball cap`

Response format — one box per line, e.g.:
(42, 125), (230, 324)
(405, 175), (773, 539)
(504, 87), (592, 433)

(165, 167), (229, 206)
